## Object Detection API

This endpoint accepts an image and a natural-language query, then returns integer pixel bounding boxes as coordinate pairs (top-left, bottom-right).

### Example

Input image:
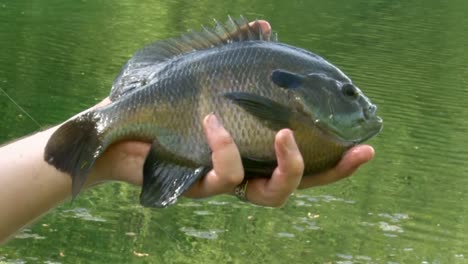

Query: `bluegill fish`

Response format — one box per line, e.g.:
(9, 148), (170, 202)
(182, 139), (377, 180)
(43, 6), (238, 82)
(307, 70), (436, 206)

(44, 16), (382, 208)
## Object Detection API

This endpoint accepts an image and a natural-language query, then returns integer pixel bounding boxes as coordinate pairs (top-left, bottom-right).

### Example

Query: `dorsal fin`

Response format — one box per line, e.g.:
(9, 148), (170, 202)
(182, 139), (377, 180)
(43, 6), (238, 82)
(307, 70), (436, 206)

(110, 16), (277, 100)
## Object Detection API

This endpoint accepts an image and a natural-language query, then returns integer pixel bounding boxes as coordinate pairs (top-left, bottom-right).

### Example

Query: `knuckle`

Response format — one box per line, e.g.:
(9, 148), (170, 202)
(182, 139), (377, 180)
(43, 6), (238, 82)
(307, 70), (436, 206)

(288, 155), (305, 175)
(224, 172), (244, 187)
(260, 189), (288, 208)
(216, 132), (235, 147)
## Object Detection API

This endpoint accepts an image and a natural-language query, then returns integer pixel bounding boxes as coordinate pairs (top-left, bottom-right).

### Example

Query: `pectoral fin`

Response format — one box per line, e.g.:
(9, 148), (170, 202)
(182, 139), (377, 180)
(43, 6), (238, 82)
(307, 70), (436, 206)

(140, 144), (211, 208)
(224, 92), (292, 131)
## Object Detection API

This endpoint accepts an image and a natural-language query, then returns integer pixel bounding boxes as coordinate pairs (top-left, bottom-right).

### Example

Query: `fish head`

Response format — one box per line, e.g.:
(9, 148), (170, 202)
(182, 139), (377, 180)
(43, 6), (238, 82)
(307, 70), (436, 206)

(271, 69), (383, 143)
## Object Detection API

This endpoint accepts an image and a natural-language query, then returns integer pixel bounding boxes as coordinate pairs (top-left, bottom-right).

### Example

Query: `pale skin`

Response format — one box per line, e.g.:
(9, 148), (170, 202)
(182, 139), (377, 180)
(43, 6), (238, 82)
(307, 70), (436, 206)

(0, 21), (375, 244)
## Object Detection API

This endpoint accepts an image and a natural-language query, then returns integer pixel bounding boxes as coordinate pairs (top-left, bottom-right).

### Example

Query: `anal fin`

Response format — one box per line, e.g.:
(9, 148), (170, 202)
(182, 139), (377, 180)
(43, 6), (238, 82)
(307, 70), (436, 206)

(140, 144), (211, 208)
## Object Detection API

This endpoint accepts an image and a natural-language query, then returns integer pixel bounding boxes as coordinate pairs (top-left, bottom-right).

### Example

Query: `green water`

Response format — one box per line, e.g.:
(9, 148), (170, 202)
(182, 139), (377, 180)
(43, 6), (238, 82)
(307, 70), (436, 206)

(1, 0), (467, 263)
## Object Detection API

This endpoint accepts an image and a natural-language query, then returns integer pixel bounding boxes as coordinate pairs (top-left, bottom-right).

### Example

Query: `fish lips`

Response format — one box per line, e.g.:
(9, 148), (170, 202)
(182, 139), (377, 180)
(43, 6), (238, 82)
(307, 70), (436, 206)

(355, 115), (383, 144)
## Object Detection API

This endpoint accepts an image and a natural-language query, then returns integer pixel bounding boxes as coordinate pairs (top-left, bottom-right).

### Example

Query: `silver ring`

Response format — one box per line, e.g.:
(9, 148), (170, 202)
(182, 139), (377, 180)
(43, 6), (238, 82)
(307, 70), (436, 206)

(234, 180), (249, 202)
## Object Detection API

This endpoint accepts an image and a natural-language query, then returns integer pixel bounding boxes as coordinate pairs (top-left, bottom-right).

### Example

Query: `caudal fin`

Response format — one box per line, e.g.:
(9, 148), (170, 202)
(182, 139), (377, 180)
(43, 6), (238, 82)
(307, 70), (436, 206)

(44, 112), (103, 197)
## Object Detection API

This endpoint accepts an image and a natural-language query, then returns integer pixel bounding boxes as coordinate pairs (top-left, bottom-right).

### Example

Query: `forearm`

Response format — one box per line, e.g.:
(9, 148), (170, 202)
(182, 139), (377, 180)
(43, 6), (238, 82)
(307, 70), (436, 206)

(0, 104), (374, 243)
(0, 127), (72, 244)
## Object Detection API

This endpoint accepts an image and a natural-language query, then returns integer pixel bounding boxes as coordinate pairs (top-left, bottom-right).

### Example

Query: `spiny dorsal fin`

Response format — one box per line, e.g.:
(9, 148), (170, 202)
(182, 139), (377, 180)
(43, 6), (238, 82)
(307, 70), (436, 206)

(110, 16), (277, 100)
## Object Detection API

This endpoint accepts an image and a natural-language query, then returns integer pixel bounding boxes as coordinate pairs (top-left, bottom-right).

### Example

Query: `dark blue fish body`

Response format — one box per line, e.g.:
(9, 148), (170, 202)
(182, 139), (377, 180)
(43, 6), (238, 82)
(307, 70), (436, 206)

(44, 17), (382, 207)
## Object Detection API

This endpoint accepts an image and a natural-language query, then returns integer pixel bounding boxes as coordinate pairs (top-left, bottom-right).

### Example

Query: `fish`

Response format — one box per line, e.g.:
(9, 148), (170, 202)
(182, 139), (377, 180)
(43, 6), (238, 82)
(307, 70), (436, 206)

(44, 16), (383, 208)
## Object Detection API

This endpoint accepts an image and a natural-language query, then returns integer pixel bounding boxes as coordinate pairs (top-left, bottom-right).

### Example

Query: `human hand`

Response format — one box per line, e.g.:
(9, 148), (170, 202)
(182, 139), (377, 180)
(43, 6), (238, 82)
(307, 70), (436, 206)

(182, 114), (375, 207)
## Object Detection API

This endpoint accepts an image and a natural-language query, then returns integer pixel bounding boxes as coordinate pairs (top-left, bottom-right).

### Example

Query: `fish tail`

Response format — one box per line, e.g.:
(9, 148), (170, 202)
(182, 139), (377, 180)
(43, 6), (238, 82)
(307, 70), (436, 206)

(44, 111), (104, 197)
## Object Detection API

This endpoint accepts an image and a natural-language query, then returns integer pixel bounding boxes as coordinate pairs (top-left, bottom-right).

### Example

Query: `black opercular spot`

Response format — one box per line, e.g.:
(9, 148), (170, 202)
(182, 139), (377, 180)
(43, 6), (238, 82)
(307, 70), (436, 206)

(271, 69), (303, 89)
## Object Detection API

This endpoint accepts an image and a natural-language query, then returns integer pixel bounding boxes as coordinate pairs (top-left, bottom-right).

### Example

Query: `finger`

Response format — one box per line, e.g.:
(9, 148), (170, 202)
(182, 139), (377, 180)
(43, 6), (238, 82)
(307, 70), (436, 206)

(248, 20), (272, 39)
(184, 114), (244, 198)
(298, 145), (375, 189)
(265, 129), (304, 193)
(95, 97), (111, 107)
(246, 129), (304, 207)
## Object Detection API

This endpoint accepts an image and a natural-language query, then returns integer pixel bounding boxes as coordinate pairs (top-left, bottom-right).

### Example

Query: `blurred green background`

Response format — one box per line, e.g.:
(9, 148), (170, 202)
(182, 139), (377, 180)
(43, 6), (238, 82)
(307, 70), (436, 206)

(0, 0), (467, 263)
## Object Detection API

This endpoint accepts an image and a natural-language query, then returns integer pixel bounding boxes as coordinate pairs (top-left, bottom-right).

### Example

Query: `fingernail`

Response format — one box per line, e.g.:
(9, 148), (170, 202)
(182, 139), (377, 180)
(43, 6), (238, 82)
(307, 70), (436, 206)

(283, 130), (297, 152)
(350, 145), (375, 162)
(208, 114), (222, 128)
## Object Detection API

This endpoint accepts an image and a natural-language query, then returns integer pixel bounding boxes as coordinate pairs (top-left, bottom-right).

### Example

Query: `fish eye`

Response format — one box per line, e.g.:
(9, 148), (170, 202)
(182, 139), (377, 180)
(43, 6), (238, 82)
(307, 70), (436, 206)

(342, 84), (359, 99)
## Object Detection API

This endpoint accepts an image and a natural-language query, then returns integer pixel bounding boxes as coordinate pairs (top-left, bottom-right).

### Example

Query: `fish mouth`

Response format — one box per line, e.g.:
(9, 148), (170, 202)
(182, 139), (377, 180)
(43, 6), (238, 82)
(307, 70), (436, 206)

(317, 115), (382, 145)
(355, 116), (383, 143)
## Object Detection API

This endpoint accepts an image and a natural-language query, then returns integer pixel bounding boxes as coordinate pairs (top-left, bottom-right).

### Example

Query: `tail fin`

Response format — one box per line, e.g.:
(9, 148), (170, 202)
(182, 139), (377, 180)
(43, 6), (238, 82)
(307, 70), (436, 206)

(44, 112), (103, 197)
